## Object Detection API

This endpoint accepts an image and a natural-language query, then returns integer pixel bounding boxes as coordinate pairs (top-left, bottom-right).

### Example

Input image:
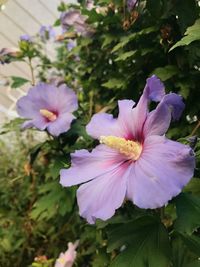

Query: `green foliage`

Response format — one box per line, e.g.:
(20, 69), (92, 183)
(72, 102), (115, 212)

(170, 19), (200, 51)
(175, 193), (200, 234)
(10, 76), (29, 88)
(1, 0), (200, 266)
(108, 216), (171, 267)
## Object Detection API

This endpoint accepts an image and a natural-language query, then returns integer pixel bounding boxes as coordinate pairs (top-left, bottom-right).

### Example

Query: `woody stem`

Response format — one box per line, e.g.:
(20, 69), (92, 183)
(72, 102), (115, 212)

(28, 57), (35, 86)
(190, 120), (200, 136)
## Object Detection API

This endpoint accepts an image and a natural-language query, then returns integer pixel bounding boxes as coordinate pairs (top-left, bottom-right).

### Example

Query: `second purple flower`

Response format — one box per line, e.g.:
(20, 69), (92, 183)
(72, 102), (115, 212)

(17, 83), (78, 136)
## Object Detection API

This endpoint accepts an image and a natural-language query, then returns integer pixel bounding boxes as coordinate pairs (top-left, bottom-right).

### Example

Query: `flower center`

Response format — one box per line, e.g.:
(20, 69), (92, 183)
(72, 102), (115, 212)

(39, 109), (57, 122)
(100, 136), (142, 160)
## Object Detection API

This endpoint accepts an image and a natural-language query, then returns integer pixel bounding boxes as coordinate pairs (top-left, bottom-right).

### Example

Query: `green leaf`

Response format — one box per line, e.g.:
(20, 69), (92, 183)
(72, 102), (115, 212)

(184, 178), (200, 196)
(30, 183), (74, 220)
(108, 216), (171, 267)
(102, 78), (126, 89)
(180, 233), (200, 257)
(101, 34), (118, 48)
(53, 18), (61, 26)
(10, 76), (29, 88)
(170, 19), (200, 51)
(185, 261), (200, 267)
(152, 65), (179, 81)
(175, 193), (200, 234)
(115, 51), (136, 62)
(111, 33), (137, 53)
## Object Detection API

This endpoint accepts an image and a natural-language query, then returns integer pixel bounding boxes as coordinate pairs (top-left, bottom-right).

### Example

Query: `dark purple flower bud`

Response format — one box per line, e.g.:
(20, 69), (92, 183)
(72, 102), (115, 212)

(39, 25), (55, 41)
(127, 0), (137, 11)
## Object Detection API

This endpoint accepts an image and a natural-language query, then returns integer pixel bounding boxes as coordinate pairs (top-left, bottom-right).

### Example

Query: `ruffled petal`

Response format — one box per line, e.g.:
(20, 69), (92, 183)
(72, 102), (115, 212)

(77, 161), (131, 224)
(86, 113), (123, 139)
(16, 96), (41, 118)
(60, 144), (126, 187)
(131, 75), (165, 140)
(117, 100), (135, 139)
(162, 93), (185, 120)
(22, 116), (48, 130)
(58, 85), (78, 113)
(143, 93), (185, 137)
(47, 113), (75, 136)
(126, 135), (195, 209)
(28, 83), (58, 110)
(86, 76), (164, 141)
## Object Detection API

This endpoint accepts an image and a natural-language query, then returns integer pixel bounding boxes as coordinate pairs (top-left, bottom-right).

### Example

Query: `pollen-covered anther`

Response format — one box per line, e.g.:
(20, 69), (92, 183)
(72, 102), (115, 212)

(40, 109), (57, 122)
(100, 135), (142, 160)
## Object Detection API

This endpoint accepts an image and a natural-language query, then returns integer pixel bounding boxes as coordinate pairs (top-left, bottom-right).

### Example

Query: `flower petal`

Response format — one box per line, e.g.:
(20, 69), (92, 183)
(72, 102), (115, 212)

(162, 93), (185, 120)
(57, 85), (78, 113)
(22, 116), (48, 130)
(77, 161), (131, 224)
(86, 100), (135, 139)
(130, 75), (165, 140)
(126, 135), (195, 209)
(47, 113), (75, 136)
(86, 113), (122, 139)
(60, 144), (125, 187)
(16, 96), (41, 118)
(143, 93), (185, 137)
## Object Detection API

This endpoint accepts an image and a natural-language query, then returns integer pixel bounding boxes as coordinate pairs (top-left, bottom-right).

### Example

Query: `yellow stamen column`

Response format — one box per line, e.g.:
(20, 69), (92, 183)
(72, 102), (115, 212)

(100, 136), (142, 160)
(40, 109), (57, 122)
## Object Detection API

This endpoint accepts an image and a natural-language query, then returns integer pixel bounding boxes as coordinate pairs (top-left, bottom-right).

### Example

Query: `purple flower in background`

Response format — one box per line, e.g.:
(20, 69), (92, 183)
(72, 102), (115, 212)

(55, 241), (79, 267)
(0, 47), (21, 64)
(60, 10), (93, 37)
(67, 39), (77, 51)
(39, 25), (55, 41)
(127, 0), (137, 11)
(17, 83), (78, 136)
(60, 75), (195, 224)
(20, 34), (32, 42)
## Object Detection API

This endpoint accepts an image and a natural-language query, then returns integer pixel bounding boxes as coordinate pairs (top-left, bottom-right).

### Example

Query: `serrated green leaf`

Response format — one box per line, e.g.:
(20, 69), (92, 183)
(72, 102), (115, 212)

(152, 65), (179, 81)
(184, 178), (200, 196)
(102, 34), (118, 48)
(108, 216), (171, 267)
(180, 233), (200, 257)
(115, 50), (136, 61)
(185, 261), (200, 267)
(30, 183), (74, 220)
(170, 19), (200, 51)
(10, 76), (29, 88)
(111, 33), (137, 53)
(102, 78), (126, 89)
(175, 193), (200, 234)
(53, 18), (61, 26)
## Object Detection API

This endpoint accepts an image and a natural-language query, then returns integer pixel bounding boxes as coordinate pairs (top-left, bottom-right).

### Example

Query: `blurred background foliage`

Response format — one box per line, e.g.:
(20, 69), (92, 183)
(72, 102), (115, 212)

(1, 0), (200, 266)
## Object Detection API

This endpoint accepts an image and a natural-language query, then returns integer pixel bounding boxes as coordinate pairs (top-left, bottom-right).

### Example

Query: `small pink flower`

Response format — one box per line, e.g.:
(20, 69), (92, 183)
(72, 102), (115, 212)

(55, 241), (79, 267)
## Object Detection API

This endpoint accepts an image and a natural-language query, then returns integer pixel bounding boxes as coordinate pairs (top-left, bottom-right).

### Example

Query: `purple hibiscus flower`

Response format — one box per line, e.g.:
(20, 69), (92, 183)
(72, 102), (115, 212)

(60, 75), (195, 224)
(16, 83), (78, 136)
(39, 25), (55, 41)
(127, 0), (137, 11)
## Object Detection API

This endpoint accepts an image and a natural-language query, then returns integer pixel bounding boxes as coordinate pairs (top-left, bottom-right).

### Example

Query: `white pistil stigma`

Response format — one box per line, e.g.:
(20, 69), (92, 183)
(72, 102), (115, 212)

(100, 135), (142, 160)
(39, 109), (57, 122)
